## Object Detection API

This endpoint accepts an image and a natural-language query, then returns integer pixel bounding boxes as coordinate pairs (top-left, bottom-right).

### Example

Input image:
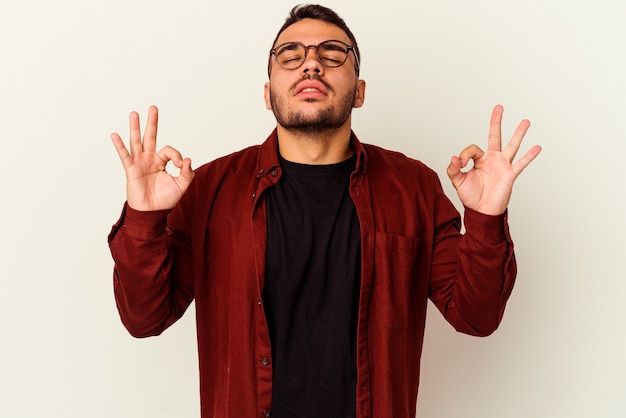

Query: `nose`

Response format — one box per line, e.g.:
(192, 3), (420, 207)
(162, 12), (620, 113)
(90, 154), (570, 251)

(300, 46), (324, 75)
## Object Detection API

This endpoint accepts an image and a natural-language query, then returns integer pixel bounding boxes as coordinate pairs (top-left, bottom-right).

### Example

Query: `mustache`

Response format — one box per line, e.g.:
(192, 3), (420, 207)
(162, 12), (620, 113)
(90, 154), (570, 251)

(290, 74), (333, 93)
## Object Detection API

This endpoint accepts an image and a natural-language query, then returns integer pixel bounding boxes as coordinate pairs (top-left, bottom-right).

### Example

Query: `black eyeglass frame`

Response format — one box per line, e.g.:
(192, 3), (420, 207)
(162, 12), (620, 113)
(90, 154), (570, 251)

(268, 39), (360, 75)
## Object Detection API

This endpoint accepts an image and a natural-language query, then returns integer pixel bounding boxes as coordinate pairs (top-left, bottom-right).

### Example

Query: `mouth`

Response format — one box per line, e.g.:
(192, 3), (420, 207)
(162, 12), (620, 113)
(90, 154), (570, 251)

(294, 79), (329, 97)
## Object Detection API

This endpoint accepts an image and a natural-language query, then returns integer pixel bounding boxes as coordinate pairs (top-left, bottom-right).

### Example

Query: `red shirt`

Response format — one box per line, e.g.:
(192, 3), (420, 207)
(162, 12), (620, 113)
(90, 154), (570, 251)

(108, 130), (516, 418)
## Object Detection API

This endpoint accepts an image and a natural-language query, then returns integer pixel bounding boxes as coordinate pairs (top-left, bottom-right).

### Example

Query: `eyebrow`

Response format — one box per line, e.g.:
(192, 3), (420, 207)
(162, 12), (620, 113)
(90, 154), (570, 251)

(319, 42), (345, 51)
(276, 42), (302, 52)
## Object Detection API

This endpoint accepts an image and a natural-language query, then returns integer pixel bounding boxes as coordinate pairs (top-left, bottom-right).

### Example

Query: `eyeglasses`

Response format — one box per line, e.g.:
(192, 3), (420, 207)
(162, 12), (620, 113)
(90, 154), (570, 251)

(269, 40), (360, 73)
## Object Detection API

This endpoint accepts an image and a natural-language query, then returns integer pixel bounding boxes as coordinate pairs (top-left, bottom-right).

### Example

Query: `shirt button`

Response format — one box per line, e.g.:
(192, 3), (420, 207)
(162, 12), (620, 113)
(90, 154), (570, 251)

(271, 169), (278, 177)
(263, 411), (271, 417)
(258, 169), (265, 175)
(261, 357), (270, 366)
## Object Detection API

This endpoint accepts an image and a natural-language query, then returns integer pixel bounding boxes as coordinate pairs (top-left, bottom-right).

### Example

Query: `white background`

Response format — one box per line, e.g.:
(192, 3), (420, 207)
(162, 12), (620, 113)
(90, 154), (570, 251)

(1, 0), (624, 417)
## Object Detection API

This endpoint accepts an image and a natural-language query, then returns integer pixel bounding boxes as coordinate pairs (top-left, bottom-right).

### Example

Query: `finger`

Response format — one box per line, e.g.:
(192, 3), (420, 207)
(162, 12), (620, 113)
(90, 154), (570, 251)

(503, 118), (531, 161)
(458, 144), (484, 167)
(143, 105), (159, 153)
(512, 145), (542, 177)
(110, 133), (133, 171)
(487, 105), (504, 152)
(156, 145), (184, 167)
(128, 111), (142, 157)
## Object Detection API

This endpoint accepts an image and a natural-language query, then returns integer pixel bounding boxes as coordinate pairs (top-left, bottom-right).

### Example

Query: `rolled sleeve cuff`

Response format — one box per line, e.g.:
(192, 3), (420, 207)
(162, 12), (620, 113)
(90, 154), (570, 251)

(108, 202), (171, 243)
(463, 206), (510, 245)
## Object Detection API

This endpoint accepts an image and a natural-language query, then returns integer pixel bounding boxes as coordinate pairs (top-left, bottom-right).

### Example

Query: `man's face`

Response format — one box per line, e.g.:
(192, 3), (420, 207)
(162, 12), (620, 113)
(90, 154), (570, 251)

(264, 19), (365, 135)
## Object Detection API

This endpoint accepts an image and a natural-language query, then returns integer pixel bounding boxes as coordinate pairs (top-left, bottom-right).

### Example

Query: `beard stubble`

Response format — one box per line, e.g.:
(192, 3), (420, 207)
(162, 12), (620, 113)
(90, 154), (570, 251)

(269, 75), (357, 136)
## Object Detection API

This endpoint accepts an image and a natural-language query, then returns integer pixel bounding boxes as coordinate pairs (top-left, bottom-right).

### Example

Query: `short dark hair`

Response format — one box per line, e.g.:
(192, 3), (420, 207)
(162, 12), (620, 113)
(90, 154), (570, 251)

(271, 4), (361, 74)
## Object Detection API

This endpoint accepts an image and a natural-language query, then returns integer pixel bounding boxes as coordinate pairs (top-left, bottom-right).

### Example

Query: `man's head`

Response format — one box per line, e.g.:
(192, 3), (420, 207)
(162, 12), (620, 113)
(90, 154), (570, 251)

(264, 4), (365, 137)
(268, 4), (361, 77)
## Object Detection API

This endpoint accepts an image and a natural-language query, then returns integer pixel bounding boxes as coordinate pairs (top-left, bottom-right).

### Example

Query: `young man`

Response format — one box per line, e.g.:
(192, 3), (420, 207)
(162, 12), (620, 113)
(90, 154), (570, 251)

(108, 4), (541, 418)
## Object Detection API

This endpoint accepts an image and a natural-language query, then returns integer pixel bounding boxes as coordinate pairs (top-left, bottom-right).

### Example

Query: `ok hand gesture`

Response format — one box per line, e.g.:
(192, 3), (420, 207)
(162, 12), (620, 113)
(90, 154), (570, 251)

(110, 106), (195, 211)
(446, 105), (542, 215)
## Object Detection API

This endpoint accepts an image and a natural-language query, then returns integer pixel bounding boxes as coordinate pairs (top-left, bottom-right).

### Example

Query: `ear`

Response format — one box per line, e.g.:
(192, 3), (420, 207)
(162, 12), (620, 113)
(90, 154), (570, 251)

(264, 82), (272, 110)
(353, 79), (366, 109)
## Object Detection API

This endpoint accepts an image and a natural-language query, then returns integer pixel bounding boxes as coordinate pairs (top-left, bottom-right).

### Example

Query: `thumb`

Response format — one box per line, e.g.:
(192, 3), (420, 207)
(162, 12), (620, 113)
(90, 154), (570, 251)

(447, 156), (464, 189)
(176, 158), (195, 192)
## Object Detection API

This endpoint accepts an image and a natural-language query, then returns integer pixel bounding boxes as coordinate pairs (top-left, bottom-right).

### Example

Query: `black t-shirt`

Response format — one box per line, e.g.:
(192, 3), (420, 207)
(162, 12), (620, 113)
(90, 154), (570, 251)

(264, 154), (361, 417)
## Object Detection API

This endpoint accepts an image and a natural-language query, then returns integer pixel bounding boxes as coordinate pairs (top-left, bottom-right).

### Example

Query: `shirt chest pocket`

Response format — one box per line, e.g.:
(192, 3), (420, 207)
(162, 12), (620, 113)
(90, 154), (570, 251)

(371, 232), (422, 331)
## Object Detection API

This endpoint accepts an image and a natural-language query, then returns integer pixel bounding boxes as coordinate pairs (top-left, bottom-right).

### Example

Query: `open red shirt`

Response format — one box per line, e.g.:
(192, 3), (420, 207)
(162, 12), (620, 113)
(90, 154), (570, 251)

(108, 130), (516, 418)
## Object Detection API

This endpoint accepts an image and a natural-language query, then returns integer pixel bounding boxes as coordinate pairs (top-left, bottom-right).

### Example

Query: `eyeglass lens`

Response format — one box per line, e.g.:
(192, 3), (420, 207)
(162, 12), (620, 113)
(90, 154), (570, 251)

(274, 41), (349, 69)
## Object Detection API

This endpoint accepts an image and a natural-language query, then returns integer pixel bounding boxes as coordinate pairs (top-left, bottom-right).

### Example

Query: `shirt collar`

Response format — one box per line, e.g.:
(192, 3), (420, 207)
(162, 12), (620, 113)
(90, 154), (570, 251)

(256, 128), (368, 177)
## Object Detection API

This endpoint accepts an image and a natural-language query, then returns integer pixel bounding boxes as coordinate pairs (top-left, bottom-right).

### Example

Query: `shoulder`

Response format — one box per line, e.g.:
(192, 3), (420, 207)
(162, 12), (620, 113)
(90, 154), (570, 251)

(175, 144), (262, 216)
(193, 145), (261, 179)
(362, 143), (438, 181)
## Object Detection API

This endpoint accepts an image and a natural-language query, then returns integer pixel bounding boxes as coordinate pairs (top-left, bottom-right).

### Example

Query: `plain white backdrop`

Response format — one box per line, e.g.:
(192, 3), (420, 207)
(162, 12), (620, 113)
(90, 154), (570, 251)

(1, 0), (624, 417)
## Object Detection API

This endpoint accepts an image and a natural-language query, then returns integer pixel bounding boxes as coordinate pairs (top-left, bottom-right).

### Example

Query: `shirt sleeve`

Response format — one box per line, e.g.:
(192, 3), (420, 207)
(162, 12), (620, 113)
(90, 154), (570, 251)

(428, 194), (517, 337)
(107, 203), (194, 337)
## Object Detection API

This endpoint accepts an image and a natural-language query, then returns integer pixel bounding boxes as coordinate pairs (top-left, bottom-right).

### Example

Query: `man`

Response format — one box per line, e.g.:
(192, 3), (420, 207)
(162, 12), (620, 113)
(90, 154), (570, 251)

(108, 4), (541, 418)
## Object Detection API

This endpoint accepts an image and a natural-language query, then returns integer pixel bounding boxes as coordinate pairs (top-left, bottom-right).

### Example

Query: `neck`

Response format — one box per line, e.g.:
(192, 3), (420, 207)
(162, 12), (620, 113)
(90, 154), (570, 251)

(276, 123), (354, 165)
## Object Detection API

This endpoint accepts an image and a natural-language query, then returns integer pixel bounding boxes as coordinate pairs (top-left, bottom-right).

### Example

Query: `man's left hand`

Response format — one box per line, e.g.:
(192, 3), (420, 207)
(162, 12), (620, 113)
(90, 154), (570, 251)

(446, 104), (542, 215)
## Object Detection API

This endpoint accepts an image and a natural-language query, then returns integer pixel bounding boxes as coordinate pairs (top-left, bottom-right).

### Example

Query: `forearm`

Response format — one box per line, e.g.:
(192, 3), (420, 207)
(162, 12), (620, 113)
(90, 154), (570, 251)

(108, 203), (193, 337)
(430, 207), (516, 336)
(453, 208), (516, 334)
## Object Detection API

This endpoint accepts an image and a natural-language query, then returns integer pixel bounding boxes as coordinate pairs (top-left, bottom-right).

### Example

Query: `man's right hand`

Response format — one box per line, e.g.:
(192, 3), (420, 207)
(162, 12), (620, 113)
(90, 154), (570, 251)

(110, 105), (195, 211)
